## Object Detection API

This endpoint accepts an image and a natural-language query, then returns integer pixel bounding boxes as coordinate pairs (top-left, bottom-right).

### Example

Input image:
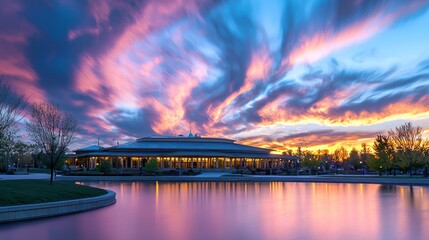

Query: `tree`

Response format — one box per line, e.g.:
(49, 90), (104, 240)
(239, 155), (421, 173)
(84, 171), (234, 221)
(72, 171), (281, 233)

(0, 128), (17, 172)
(347, 148), (361, 171)
(0, 78), (26, 172)
(98, 160), (112, 174)
(371, 135), (394, 175)
(333, 147), (348, 173)
(319, 149), (331, 172)
(11, 140), (32, 169)
(388, 122), (426, 176)
(301, 151), (321, 175)
(0, 77), (26, 136)
(422, 142), (429, 177)
(333, 147), (348, 163)
(26, 102), (78, 184)
(144, 158), (158, 173)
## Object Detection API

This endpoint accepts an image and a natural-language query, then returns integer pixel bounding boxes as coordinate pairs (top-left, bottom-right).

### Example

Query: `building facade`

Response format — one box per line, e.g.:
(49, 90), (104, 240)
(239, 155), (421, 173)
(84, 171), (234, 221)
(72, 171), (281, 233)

(67, 135), (297, 171)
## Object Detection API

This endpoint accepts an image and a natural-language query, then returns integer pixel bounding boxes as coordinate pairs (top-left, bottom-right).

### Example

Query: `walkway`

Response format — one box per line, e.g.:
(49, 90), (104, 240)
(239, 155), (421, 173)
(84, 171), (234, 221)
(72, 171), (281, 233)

(0, 173), (50, 180)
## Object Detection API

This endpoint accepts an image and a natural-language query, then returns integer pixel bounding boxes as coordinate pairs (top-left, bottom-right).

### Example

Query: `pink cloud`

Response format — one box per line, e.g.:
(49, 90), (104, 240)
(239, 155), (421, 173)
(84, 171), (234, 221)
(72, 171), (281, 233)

(288, 1), (427, 65)
(73, 0), (210, 134)
(209, 47), (273, 123)
(0, 2), (46, 103)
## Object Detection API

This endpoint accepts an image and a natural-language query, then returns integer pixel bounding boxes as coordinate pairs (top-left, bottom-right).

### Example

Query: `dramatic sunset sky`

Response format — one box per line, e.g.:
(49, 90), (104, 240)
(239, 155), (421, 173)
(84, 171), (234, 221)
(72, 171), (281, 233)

(1, 0), (429, 152)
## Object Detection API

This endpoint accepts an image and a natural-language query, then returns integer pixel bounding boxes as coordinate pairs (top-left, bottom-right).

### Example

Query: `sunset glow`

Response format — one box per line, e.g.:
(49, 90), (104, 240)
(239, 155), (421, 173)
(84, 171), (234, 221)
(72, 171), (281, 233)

(1, 0), (429, 152)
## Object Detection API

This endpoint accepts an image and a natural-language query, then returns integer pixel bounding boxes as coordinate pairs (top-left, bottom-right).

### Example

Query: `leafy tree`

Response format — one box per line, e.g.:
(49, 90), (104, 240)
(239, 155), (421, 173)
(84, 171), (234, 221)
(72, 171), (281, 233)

(144, 158), (158, 173)
(11, 140), (33, 168)
(0, 128), (17, 171)
(319, 149), (331, 172)
(422, 142), (429, 177)
(301, 151), (321, 175)
(26, 102), (78, 184)
(28, 144), (45, 168)
(388, 122), (426, 176)
(332, 147), (348, 173)
(371, 135), (394, 174)
(98, 160), (112, 174)
(333, 147), (348, 163)
(347, 148), (361, 171)
(367, 154), (382, 174)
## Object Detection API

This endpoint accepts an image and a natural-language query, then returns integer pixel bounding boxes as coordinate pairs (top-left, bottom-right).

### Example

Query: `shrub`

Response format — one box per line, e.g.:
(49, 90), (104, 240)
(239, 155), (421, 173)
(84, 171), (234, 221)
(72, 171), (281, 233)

(144, 158), (158, 173)
(98, 161), (112, 174)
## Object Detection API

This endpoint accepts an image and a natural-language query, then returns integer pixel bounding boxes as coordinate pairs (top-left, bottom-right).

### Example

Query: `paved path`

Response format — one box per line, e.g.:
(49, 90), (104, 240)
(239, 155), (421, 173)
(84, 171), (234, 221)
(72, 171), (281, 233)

(0, 173), (50, 180)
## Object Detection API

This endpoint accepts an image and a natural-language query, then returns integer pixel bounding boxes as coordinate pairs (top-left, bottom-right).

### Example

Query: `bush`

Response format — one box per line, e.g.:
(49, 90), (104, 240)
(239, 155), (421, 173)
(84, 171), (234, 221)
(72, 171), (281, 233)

(144, 158), (158, 173)
(98, 161), (112, 174)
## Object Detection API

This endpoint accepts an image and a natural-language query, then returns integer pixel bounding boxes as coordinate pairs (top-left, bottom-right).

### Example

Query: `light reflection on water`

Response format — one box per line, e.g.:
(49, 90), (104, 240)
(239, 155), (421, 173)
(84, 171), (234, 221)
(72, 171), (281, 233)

(1, 182), (429, 240)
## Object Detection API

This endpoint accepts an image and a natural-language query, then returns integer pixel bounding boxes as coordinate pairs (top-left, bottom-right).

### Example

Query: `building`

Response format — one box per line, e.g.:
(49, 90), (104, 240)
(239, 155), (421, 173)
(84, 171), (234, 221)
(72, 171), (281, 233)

(67, 135), (297, 171)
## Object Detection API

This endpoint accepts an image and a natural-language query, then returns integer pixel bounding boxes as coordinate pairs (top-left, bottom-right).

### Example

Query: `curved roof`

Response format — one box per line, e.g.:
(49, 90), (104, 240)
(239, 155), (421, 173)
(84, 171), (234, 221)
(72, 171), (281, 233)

(75, 145), (105, 152)
(72, 135), (297, 160)
(112, 138), (269, 153)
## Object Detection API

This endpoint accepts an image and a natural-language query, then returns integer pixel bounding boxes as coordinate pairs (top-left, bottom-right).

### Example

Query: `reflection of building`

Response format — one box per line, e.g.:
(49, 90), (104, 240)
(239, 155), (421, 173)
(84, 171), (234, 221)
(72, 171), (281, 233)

(67, 135), (297, 170)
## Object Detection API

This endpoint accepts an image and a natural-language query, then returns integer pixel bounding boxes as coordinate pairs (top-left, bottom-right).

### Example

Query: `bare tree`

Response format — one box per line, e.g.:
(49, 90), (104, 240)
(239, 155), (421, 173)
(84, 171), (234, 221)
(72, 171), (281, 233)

(0, 77), (27, 135)
(26, 102), (78, 184)
(388, 122), (426, 176)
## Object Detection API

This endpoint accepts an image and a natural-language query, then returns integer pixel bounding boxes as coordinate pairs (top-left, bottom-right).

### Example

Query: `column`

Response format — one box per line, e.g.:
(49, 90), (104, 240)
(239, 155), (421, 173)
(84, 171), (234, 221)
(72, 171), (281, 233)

(191, 158), (194, 169)
(178, 157), (181, 168)
(216, 157), (219, 169)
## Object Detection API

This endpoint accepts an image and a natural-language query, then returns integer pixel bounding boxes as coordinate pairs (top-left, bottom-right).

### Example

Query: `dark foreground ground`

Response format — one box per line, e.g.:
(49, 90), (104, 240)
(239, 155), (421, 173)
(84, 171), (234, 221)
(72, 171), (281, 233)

(0, 180), (107, 206)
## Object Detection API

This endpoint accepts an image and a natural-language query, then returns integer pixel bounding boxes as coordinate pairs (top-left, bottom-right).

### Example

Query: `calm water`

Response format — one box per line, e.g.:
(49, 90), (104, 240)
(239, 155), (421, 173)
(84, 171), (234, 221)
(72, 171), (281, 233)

(1, 182), (429, 240)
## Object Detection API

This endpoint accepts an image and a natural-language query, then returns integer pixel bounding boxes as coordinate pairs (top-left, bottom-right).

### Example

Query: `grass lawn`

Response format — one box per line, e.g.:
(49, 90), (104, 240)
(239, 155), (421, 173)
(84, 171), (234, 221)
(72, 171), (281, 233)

(0, 180), (107, 207)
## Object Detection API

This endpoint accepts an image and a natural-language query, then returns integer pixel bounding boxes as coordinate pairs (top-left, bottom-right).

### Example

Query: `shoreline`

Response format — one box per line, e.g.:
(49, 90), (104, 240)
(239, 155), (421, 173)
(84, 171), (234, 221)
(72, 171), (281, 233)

(57, 175), (429, 186)
(0, 190), (116, 223)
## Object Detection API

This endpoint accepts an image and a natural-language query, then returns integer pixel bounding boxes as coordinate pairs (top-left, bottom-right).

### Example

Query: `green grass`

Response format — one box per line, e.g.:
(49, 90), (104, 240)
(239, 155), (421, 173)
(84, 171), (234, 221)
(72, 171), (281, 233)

(0, 180), (107, 207)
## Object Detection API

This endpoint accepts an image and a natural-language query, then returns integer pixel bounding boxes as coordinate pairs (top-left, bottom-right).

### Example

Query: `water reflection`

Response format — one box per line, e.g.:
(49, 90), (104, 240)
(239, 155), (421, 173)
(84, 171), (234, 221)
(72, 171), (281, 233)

(1, 182), (428, 240)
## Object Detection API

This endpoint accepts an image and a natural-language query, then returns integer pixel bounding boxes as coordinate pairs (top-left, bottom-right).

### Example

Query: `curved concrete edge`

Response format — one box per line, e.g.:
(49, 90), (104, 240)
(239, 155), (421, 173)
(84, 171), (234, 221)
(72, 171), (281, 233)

(0, 190), (116, 223)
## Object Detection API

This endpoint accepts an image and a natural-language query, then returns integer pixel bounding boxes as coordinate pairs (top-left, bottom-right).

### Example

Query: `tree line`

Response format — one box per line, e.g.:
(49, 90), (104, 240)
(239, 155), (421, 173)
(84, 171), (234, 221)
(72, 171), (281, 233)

(283, 122), (429, 176)
(0, 77), (77, 184)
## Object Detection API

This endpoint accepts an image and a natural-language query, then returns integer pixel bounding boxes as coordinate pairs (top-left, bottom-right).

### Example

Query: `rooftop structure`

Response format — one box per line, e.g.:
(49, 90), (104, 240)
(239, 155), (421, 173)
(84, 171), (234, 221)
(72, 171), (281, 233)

(68, 135), (297, 171)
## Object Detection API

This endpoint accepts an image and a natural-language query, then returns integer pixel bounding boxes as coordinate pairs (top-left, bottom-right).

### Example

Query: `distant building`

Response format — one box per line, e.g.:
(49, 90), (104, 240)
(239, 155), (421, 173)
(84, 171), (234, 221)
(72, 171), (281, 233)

(67, 135), (297, 170)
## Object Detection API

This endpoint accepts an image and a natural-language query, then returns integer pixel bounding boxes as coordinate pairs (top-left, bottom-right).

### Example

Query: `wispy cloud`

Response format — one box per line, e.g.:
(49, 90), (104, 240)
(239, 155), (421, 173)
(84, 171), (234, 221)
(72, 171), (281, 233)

(1, 0), (429, 151)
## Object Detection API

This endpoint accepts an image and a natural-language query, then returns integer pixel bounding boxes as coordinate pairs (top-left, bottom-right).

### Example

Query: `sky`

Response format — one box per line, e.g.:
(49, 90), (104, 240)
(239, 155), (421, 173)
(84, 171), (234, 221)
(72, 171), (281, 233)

(1, 0), (429, 153)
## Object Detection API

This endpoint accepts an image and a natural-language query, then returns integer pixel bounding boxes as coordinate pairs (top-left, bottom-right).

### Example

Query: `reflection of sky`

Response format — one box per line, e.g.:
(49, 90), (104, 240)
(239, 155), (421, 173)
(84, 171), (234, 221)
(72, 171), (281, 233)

(1, 0), (429, 151)
(1, 182), (428, 240)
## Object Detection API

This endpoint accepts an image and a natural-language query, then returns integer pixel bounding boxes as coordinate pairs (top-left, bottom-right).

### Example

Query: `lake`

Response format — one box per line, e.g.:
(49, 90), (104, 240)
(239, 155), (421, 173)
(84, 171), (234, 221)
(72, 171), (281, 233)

(1, 182), (428, 240)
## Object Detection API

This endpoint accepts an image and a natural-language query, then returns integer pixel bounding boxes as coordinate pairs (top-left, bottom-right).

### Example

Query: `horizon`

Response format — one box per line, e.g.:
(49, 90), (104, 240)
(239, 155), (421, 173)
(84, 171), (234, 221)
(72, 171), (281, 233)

(2, 0), (429, 153)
